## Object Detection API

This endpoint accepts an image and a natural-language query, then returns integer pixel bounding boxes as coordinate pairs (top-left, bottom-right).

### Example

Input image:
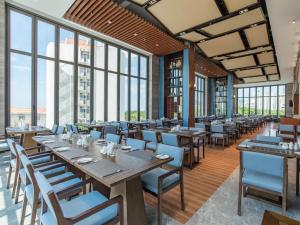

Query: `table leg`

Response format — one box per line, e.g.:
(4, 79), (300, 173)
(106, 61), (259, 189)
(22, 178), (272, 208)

(110, 177), (148, 225)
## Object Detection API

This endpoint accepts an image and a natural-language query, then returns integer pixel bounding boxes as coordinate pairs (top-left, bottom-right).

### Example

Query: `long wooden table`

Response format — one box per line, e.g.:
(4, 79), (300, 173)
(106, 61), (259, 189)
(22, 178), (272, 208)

(33, 135), (172, 225)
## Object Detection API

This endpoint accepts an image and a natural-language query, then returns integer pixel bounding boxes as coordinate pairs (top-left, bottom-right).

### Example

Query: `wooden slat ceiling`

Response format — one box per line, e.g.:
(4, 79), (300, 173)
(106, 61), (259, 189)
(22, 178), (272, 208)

(64, 0), (185, 55)
(137, 0), (280, 83)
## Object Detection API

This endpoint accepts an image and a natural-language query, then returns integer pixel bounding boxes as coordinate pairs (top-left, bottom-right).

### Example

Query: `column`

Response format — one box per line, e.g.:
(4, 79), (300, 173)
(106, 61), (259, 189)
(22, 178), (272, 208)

(209, 78), (215, 115)
(159, 56), (164, 118)
(227, 74), (233, 118)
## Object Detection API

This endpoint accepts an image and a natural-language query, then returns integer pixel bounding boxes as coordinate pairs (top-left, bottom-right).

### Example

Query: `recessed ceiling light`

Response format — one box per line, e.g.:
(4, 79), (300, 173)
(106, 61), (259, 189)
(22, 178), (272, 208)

(292, 20), (296, 24)
(133, 33), (138, 36)
(107, 20), (112, 24)
(155, 43), (159, 47)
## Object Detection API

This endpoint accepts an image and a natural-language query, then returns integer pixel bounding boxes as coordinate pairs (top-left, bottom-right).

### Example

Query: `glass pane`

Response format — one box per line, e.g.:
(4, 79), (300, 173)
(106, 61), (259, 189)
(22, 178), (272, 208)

(94, 70), (105, 122)
(244, 98), (249, 115)
(250, 87), (256, 97)
(140, 79), (147, 120)
(250, 97), (256, 115)
(238, 98), (243, 115)
(94, 40), (105, 69)
(271, 86), (277, 96)
(37, 58), (55, 128)
(37, 20), (55, 58)
(244, 88), (249, 97)
(59, 63), (74, 124)
(78, 67), (91, 122)
(120, 76), (128, 121)
(107, 73), (117, 121)
(257, 87), (263, 97)
(140, 56), (147, 78)
(10, 10), (32, 53)
(120, 50), (129, 74)
(78, 35), (91, 66)
(10, 53), (32, 126)
(108, 45), (118, 72)
(263, 97), (270, 115)
(131, 53), (138, 76)
(279, 85), (285, 96)
(130, 77), (138, 120)
(270, 97), (277, 115)
(257, 97), (262, 115)
(264, 86), (270, 96)
(59, 28), (74, 62)
(279, 96), (285, 116)
(238, 88), (243, 98)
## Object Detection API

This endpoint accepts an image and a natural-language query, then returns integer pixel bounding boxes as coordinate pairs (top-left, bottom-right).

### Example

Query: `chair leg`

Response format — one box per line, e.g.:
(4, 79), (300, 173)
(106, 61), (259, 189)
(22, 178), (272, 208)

(222, 138), (224, 148)
(238, 182), (242, 216)
(15, 176), (21, 204)
(189, 150), (192, 169)
(157, 195), (162, 225)
(282, 193), (287, 215)
(31, 200), (38, 225)
(297, 159), (299, 196)
(11, 169), (19, 198)
(6, 164), (12, 189)
(20, 192), (28, 225)
(202, 142), (205, 159)
(180, 181), (185, 210)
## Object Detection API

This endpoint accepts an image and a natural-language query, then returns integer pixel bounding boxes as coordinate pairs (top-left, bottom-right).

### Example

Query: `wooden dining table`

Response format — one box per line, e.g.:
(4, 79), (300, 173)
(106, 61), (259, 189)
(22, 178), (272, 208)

(32, 135), (172, 225)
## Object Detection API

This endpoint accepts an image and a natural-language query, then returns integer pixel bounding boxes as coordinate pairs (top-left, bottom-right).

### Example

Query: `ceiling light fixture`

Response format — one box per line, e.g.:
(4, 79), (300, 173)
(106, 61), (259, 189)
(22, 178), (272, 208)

(292, 20), (296, 24)
(133, 33), (138, 36)
(107, 20), (112, 24)
(155, 43), (159, 47)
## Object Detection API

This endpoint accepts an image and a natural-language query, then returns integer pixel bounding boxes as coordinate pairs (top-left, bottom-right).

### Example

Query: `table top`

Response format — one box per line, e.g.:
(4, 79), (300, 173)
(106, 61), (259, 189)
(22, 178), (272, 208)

(33, 135), (172, 187)
(6, 126), (50, 135)
(76, 123), (107, 128)
(237, 139), (300, 158)
(149, 128), (206, 138)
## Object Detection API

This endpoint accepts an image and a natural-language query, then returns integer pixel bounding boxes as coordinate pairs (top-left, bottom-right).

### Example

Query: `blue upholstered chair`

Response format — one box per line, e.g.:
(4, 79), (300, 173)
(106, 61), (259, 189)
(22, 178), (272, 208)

(0, 138), (9, 152)
(277, 124), (296, 141)
(66, 124), (73, 133)
(51, 124), (58, 134)
(103, 125), (118, 136)
(238, 151), (287, 215)
(141, 144), (184, 225)
(142, 130), (158, 151)
(35, 171), (124, 225)
(297, 159), (300, 196)
(297, 125), (300, 134)
(156, 119), (163, 128)
(71, 124), (79, 134)
(195, 123), (205, 130)
(161, 133), (192, 168)
(19, 153), (82, 225)
(210, 124), (228, 148)
(119, 121), (138, 139)
(105, 134), (121, 144)
(255, 135), (283, 144)
(56, 126), (65, 135)
(126, 138), (145, 151)
(90, 130), (102, 141)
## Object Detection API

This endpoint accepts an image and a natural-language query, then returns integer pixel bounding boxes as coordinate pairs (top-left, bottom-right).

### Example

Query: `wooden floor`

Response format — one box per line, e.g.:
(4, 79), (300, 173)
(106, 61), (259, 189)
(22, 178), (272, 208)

(144, 123), (275, 224)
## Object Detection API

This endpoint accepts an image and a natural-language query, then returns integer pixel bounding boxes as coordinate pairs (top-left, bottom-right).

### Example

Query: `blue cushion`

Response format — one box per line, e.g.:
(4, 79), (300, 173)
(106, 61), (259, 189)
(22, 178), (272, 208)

(30, 156), (51, 165)
(19, 169), (27, 184)
(90, 130), (101, 141)
(11, 158), (17, 169)
(105, 134), (120, 144)
(41, 191), (118, 225)
(146, 142), (157, 151)
(126, 138), (145, 150)
(161, 133), (178, 146)
(278, 134), (295, 139)
(242, 170), (283, 193)
(157, 144), (184, 168)
(279, 124), (295, 132)
(211, 133), (225, 138)
(297, 125), (300, 133)
(142, 130), (157, 143)
(0, 142), (9, 151)
(141, 168), (180, 194)
(255, 135), (282, 143)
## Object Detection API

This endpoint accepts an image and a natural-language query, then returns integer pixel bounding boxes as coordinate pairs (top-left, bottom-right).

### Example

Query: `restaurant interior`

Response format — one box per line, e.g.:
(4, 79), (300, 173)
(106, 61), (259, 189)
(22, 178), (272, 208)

(1, 0), (300, 224)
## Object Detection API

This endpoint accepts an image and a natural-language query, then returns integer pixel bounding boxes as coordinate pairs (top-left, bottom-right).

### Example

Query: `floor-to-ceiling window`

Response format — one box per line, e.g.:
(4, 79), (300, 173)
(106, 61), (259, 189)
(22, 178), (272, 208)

(215, 78), (227, 116)
(7, 7), (149, 127)
(237, 85), (286, 116)
(195, 75), (205, 117)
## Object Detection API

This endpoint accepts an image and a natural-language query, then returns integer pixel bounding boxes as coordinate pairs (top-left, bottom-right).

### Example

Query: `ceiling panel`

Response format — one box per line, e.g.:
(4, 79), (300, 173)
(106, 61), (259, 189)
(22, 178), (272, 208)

(235, 68), (263, 77)
(179, 31), (207, 42)
(221, 55), (256, 70)
(244, 23), (269, 48)
(228, 46), (272, 57)
(224, 0), (258, 13)
(268, 74), (279, 81)
(148, 0), (222, 34)
(243, 76), (267, 83)
(257, 51), (275, 64)
(264, 65), (278, 74)
(201, 8), (264, 36)
(198, 32), (245, 57)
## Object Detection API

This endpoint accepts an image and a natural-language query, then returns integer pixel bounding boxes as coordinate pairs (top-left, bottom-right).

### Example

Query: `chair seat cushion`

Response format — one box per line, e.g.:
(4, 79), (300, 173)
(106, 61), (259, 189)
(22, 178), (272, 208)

(41, 191), (118, 225)
(25, 172), (81, 207)
(39, 162), (66, 176)
(10, 158), (17, 169)
(242, 170), (283, 193)
(0, 142), (9, 152)
(30, 156), (51, 165)
(211, 133), (226, 138)
(278, 134), (295, 139)
(146, 142), (157, 151)
(141, 168), (180, 194)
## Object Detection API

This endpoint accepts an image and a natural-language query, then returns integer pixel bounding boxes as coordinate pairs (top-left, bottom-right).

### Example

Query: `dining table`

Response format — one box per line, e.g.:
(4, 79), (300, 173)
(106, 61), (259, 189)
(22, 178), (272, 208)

(32, 134), (172, 225)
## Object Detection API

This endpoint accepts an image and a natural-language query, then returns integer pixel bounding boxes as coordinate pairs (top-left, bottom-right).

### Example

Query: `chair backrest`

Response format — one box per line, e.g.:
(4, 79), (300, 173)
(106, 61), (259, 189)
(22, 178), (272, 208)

(255, 135), (283, 144)
(161, 133), (179, 147)
(105, 134), (121, 144)
(7, 138), (17, 157)
(279, 124), (295, 132)
(126, 138), (145, 150)
(142, 130), (157, 143)
(119, 121), (128, 131)
(242, 151), (284, 177)
(104, 125), (118, 135)
(297, 125), (300, 133)
(156, 120), (163, 127)
(34, 171), (63, 222)
(71, 125), (79, 134)
(51, 124), (58, 134)
(66, 124), (73, 132)
(157, 144), (184, 168)
(56, 126), (65, 135)
(195, 123), (205, 129)
(90, 130), (101, 141)
(19, 153), (34, 185)
(211, 124), (224, 133)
